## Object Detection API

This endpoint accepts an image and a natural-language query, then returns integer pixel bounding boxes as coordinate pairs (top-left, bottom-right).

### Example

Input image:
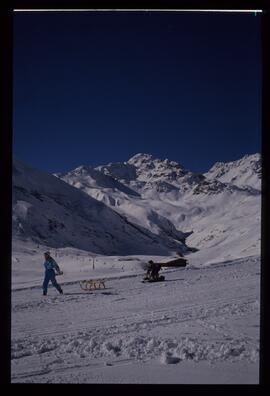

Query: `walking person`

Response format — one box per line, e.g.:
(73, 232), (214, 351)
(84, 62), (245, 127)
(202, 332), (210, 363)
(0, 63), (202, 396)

(42, 251), (63, 296)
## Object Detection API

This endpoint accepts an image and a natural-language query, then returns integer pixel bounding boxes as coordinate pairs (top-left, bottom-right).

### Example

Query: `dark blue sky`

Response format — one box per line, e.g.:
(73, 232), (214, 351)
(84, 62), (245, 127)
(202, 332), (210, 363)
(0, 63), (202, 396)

(13, 11), (261, 174)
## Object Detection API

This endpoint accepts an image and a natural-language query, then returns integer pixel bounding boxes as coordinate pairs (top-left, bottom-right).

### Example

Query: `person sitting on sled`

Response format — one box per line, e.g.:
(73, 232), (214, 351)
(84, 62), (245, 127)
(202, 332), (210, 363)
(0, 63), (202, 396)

(144, 260), (162, 281)
(42, 251), (63, 296)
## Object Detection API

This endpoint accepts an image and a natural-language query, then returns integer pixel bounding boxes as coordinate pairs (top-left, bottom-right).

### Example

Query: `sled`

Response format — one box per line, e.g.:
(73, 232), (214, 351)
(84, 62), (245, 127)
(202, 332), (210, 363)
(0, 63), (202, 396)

(79, 279), (106, 291)
(142, 275), (165, 283)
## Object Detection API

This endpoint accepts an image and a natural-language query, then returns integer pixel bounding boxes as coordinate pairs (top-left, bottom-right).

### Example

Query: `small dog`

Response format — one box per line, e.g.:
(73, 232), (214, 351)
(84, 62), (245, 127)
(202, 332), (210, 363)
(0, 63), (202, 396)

(79, 279), (106, 291)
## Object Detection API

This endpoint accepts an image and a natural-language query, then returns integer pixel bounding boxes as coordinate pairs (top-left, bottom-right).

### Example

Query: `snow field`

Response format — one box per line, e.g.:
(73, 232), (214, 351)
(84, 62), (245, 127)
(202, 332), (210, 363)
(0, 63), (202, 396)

(11, 254), (260, 383)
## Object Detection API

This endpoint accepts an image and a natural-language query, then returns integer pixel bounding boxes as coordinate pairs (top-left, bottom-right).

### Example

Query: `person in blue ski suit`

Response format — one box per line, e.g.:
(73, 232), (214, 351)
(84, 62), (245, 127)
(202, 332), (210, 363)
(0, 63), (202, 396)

(42, 251), (63, 296)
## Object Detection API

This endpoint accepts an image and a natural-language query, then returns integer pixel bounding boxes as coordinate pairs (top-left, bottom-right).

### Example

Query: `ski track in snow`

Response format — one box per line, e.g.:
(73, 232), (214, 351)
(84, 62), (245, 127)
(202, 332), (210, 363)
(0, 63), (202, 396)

(11, 255), (260, 383)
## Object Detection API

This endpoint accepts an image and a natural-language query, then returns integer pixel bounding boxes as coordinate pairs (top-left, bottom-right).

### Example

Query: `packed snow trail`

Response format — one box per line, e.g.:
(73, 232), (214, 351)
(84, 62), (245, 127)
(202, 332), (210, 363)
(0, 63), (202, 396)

(11, 255), (260, 383)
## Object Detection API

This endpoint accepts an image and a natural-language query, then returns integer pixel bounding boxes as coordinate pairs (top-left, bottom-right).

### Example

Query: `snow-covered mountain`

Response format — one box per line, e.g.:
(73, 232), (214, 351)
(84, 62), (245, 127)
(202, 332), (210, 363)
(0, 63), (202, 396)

(56, 153), (261, 262)
(12, 151), (261, 262)
(204, 153), (261, 190)
(96, 153), (204, 195)
(54, 160), (192, 248)
(55, 165), (140, 198)
(12, 159), (190, 255)
(96, 153), (261, 198)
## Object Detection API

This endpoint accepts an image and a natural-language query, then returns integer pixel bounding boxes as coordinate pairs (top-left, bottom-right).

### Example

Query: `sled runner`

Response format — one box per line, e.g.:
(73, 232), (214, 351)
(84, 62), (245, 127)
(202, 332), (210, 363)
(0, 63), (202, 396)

(79, 279), (106, 291)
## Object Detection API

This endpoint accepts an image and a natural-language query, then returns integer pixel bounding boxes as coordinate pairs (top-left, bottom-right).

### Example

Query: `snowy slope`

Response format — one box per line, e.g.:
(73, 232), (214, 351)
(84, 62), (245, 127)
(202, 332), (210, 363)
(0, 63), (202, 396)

(55, 165), (139, 197)
(58, 153), (261, 262)
(12, 159), (188, 256)
(11, 254), (260, 383)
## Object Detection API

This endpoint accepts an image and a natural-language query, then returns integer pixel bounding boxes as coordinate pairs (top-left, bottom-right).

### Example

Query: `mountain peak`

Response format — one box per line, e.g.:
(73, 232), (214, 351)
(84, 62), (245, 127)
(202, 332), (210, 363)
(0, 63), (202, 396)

(205, 153), (261, 190)
(127, 153), (155, 164)
(208, 153), (260, 169)
(73, 164), (93, 173)
(127, 153), (184, 168)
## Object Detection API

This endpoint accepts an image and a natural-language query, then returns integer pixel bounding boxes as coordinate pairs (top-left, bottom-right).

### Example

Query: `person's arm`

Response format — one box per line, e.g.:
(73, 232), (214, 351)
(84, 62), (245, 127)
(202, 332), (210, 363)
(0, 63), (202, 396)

(51, 258), (61, 273)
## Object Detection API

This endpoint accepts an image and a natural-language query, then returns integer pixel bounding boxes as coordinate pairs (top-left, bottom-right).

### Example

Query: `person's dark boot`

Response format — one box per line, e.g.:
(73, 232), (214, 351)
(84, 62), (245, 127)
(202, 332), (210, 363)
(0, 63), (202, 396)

(59, 288), (63, 294)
